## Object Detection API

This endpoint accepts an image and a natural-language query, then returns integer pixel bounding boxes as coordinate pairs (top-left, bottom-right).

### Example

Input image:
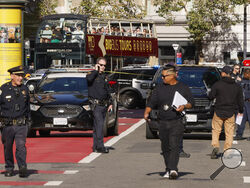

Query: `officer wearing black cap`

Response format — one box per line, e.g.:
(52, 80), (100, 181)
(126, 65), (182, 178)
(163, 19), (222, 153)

(209, 65), (244, 159)
(0, 66), (30, 178)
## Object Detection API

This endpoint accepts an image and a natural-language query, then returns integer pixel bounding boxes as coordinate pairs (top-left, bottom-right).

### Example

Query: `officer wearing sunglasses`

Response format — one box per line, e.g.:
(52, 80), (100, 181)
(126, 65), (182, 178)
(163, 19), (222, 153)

(0, 66), (30, 178)
(86, 57), (112, 153)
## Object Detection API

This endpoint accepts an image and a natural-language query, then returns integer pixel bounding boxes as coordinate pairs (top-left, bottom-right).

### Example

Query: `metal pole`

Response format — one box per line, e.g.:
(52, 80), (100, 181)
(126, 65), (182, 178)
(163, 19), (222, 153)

(244, 4), (247, 60)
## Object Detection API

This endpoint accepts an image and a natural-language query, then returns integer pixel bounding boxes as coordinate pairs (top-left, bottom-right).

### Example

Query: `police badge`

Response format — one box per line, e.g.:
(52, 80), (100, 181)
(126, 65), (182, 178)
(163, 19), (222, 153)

(163, 104), (169, 111)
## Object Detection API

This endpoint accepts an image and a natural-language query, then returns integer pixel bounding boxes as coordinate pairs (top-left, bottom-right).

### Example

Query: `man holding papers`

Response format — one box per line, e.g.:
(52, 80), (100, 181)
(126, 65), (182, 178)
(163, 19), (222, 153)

(208, 65), (244, 159)
(144, 64), (194, 179)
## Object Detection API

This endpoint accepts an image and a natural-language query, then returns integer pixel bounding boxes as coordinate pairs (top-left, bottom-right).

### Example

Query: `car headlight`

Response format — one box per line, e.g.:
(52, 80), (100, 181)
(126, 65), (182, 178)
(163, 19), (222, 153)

(82, 105), (90, 111)
(30, 104), (40, 111)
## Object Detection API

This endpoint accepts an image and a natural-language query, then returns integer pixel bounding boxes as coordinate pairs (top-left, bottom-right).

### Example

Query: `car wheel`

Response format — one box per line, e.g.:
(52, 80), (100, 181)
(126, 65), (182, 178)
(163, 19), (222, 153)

(120, 91), (139, 109)
(39, 130), (51, 137)
(146, 122), (158, 139)
(27, 129), (36, 138)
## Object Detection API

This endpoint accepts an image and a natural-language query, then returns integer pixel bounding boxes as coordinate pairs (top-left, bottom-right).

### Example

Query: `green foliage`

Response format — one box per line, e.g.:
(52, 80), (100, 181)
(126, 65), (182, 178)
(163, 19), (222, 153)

(39, 0), (57, 17)
(154, 0), (247, 58)
(72, 0), (145, 19)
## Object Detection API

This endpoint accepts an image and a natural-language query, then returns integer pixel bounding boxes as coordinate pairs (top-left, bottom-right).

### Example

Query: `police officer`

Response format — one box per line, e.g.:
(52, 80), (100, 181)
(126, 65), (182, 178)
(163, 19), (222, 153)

(234, 68), (250, 140)
(0, 66), (30, 177)
(144, 64), (194, 179)
(86, 57), (112, 153)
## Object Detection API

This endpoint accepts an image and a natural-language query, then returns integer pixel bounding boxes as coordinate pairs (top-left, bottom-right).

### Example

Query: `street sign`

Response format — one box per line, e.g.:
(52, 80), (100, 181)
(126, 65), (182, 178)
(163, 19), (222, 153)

(172, 43), (179, 51)
(176, 53), (182, 64)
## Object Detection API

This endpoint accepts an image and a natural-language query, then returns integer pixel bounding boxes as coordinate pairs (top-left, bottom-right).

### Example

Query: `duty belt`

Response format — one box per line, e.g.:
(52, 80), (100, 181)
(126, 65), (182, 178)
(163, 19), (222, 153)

(89, 98), (108, 106)
(0, 117), (26, 126)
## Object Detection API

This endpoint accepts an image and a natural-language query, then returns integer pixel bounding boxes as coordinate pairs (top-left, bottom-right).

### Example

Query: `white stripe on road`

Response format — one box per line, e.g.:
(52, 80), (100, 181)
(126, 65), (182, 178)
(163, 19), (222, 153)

(243, 177), (250, 183)
(241, 161), (246, 167)
(78, 119), (145, 163)
(63, 170), (79, 174)
(78, 152), (101, 163)
(44, 181), (63, 186)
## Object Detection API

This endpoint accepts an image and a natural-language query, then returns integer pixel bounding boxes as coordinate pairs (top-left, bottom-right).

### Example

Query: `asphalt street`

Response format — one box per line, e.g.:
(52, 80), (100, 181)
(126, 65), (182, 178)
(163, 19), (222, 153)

(0, 109), (250, 187)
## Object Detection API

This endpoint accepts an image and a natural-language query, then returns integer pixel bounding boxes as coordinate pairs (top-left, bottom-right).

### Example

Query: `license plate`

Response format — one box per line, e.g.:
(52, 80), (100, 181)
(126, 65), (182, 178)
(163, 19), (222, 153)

(186, 114), (197, 122)
(53, 118), (67, 125)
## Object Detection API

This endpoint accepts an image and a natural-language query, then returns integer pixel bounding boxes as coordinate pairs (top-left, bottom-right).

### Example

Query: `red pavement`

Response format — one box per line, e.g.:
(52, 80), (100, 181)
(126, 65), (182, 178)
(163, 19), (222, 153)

(0, 118), (141, 164)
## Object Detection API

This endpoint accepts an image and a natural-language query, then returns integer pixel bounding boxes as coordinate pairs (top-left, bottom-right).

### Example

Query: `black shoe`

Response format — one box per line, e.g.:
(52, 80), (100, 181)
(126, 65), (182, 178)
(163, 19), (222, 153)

(96, 147), (109, 153)
(179, 151), (191, 158)
(211, 147), (219, 159)
(4, 170), (14, 177)
(234, 135), (244, 140)
(19, 166), (28, 178)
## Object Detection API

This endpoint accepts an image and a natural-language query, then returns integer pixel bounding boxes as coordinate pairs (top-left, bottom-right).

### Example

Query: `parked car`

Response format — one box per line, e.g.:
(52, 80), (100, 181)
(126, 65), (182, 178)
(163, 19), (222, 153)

(145, 65), (221, 139)
(28, 67), (118, 137)
(108, 65), (159, 109)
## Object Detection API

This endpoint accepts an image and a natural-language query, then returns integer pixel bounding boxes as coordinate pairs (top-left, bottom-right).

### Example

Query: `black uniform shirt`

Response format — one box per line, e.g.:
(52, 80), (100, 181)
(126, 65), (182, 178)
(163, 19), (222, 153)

(0, 82), (30, 118)
(86, 70), (111, 100)
(147, 82), (194, 121)
(241, 78), (250, 100)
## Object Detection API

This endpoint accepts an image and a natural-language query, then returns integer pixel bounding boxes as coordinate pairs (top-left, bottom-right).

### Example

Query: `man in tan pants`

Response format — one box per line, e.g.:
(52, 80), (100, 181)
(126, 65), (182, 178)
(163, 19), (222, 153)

(209, 65), (244, 159)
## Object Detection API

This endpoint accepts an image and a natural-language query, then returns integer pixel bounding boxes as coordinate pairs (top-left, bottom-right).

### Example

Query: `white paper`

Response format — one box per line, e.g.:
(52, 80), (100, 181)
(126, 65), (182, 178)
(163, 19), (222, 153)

(172, 91), (188, 108)
(235, 114), (243, 125)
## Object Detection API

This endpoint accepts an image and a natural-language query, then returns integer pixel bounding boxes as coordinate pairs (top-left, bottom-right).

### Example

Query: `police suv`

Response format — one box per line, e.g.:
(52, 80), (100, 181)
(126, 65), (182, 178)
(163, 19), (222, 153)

(28, 67), (118, 137)
(145, 65), (221, 138)
(108, 65), (159, 109)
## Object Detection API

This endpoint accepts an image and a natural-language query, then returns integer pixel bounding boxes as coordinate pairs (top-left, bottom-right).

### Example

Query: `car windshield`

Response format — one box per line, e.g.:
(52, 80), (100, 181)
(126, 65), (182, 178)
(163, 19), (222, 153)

(156, 67), (220, 88)
(37, 77), (88, 94)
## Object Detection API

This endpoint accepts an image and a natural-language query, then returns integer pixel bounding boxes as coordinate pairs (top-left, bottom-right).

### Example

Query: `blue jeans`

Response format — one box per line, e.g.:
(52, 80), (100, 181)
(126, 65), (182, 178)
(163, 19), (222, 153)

(236, 102), (250, 137)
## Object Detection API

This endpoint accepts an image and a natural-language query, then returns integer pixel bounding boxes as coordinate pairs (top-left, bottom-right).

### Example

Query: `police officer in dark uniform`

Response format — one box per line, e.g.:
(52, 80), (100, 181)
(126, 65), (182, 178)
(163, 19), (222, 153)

(0, 66), (30, 178)
(144, 64), (194, 179)
(86, 57), (112, 153)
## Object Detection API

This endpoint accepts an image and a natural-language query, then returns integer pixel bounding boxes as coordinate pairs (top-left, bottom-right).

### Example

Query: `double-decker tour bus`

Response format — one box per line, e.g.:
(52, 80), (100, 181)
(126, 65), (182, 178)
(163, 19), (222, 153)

(32, 14), (158, 71)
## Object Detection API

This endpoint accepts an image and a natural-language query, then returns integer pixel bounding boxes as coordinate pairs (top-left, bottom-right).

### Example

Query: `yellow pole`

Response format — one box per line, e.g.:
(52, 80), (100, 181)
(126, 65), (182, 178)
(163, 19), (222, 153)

(0, 0), (27, 85)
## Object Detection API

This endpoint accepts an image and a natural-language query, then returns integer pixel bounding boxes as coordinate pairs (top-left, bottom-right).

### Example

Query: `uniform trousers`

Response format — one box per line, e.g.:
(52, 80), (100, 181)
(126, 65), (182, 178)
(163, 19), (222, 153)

(92, 105), (107, 150)
(158, 119), (184, 172)
(236, 102), (250, 137)
(1, 125), (27, 171)
(211, 112), (235, 151)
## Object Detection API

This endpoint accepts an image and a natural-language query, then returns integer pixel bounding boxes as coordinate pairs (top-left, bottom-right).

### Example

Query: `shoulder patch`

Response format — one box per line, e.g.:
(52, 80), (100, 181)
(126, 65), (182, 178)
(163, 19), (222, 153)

(0, 89), (2, 95)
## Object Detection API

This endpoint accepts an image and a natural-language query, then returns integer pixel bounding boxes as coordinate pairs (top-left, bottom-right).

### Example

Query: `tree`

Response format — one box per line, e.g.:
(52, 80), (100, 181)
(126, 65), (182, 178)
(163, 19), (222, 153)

(72, 0), (145, 19)
(39, 0), (57, 17)
(154, 0), (249, 63)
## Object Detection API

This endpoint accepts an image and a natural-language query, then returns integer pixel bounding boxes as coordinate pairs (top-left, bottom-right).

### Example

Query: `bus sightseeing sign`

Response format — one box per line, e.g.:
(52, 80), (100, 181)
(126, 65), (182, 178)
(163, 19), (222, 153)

(86, 34), (158, 57)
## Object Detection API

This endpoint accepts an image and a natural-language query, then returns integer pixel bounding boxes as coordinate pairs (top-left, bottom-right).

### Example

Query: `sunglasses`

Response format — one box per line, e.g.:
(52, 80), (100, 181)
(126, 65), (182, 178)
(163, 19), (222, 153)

(99, 64), (106, 67)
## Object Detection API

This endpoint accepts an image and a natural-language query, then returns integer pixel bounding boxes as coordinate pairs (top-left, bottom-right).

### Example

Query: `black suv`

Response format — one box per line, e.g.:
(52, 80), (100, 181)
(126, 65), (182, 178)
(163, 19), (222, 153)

(28, 68), (118, 137)
(146, 65), (221, 139)
(108, 65), (159, 109)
